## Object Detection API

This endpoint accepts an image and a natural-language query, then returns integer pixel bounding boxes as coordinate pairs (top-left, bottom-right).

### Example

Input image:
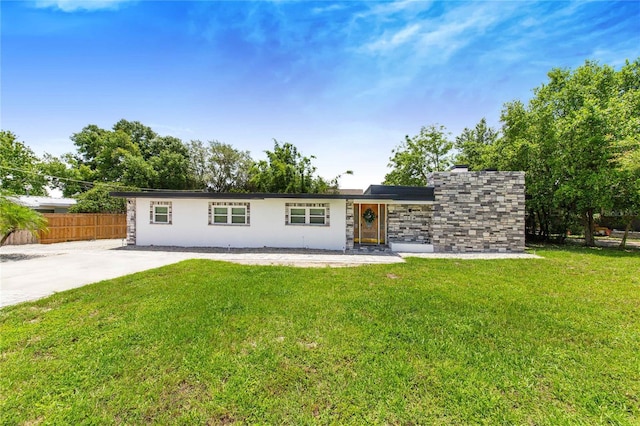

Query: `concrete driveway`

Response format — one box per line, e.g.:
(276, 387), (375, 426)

(0, 240), (404, 308)
(1, 240), (541, 308)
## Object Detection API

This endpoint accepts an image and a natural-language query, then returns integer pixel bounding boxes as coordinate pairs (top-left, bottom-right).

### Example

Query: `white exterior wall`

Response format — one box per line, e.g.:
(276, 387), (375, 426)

(135, 198), (348, 250)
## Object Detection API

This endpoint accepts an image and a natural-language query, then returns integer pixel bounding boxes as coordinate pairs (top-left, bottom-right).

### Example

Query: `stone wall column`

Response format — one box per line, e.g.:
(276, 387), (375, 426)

(345, 200), (354, 250)
(126, 198), (136, 245)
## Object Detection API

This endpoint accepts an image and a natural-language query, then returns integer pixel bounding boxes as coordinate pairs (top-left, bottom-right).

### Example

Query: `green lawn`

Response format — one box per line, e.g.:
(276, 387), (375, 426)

(1, 247), (639, 424)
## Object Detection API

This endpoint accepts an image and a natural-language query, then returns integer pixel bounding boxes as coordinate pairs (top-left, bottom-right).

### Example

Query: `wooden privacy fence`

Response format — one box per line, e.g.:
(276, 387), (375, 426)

(38, 213), (126, 244)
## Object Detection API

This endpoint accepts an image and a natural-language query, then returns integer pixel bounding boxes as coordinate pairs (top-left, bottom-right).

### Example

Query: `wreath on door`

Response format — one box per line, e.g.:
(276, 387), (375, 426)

(362, 208), (377, 227)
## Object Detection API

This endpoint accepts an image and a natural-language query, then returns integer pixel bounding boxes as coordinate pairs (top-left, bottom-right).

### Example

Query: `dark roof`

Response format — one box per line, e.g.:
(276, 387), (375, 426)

(111, 186), (435, 202)
(448, 164), (469, 171)
(363, 185), (434, 200)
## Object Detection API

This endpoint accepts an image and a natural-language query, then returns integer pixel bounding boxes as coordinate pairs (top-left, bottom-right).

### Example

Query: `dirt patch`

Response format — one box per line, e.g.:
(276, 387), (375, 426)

(565, 237), (640, 250)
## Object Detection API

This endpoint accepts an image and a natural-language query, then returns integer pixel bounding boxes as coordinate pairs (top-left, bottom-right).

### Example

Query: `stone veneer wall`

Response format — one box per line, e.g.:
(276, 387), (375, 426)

(387, 204), (433, 243)
(345, 200), (354, 249)
(429, 171), (525, 253)
(126, 198), (136, 245)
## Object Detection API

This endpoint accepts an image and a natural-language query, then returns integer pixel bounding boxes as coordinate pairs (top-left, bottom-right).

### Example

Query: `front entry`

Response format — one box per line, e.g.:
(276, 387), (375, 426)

(354, 203), (386, 244)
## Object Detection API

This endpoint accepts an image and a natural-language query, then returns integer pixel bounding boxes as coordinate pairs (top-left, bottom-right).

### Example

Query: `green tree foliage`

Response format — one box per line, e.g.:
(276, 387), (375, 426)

(112, 119), (158, 159)
(42, 153), (96, 197)
(187, 140), (254, 192)
(94, 131), (142, 182)
(121, 154), (157, 188)
(149, 149), (192, 190)
(0, 195), (48, 246)
(70, 124), (108, 169)
(384, 124), (453, 186)
(68, 183), (132, 214)
(147, 135), (189, 160)
(57, 120), (194, 194)
(609, 59), (640, 247)
(249, 140), (330, 193)
(454, 118), (499, 170)
(498, 59), (640, 245)
(0, 131), (47, 196)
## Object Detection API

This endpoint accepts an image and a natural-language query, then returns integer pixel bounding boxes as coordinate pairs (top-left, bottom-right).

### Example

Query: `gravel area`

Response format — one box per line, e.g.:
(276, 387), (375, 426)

(399, 252), (542, 259)
(118, 244), (399, 256)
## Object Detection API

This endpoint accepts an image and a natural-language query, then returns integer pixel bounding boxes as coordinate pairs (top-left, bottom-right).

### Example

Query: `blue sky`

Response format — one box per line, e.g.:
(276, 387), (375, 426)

(2, 0), (639, 189)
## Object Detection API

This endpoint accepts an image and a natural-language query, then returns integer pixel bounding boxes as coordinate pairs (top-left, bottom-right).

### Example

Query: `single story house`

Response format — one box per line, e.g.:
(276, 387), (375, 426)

(10, 195), (77, 213)
(111, 168), (525, 253)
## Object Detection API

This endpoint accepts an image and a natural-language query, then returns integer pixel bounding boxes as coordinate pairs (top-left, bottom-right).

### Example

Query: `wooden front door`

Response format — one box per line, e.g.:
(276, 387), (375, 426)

(355, 203), (385, 244)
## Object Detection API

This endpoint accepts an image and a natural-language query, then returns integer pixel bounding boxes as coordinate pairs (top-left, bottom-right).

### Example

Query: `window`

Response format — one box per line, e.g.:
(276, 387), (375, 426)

(286, 203), (330, 226)
(150, 201), (172, 224)
(309, 208), (326, 224)
(209, 203), (250, 225)
(290, 208), (306, 224)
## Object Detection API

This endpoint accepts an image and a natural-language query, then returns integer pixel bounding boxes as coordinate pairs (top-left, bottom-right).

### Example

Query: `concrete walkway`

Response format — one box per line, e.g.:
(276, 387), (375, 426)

(0, 240), (540, 308)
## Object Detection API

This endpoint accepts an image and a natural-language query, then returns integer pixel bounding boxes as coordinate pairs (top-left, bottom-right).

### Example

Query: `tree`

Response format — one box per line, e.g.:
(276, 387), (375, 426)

(148, 150), (191, 190)
(249, 140), (330, 193)
(610, 168), (640, 249)
(0, 131), (47, 196)
(499, 99), (564, 240)
(147, 135), (189, 160)
(112, 119), (158, 159)
(121, 153), (157, 188)
(454, 118), (499, 170)
(0, 195), (48, 246)
(187, 140), (253, 192)
(384, 124), (453, 186)
(609, 59), (640, 248)
(42, 153), (96, 197)
(186, 140), (209, 189)
(498, 59), (640, 246)
(68, 183), (132, 214)
(94, 131), (141, 182)
(70, 124), (108, 168)
(61, 120), (196, 192)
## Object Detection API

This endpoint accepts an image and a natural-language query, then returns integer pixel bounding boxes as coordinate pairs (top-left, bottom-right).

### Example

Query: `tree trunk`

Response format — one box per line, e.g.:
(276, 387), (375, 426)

(619, 217), (633, 249)
(526, 208), (536, 238)
(559, 211), (572, 243)
(583, 209), (595, 247)
(541, 208), (550, 240)
(0, 229), (15, 247)
(536, 210), (543, 237)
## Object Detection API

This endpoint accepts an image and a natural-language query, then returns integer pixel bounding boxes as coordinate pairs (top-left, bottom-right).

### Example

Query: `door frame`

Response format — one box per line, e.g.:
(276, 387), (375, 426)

(354, 203), (386, 244)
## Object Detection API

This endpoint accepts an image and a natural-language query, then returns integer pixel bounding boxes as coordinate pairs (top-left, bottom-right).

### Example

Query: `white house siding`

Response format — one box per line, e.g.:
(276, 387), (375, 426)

(134, 198), (348, 250)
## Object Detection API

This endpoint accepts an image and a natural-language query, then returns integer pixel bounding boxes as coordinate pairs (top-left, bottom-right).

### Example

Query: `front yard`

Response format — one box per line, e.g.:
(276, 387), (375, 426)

(1, 246), (638, 424)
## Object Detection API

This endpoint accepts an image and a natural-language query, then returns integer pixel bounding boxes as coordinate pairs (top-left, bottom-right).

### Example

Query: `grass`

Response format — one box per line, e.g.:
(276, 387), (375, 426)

(1, 246), (639, 424)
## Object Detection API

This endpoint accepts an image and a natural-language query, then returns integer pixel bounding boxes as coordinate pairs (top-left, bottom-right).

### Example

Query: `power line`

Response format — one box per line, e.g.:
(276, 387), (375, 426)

(0, 165), (204, 193)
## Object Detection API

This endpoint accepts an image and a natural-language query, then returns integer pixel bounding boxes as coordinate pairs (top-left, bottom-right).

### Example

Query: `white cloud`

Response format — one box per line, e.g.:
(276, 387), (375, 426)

(363, 2), (509, 60)
(359, 0), (434, 19)
(311, 3), (347, 14)
(366, 23), (422, 52)
(34, 0), (133, 12)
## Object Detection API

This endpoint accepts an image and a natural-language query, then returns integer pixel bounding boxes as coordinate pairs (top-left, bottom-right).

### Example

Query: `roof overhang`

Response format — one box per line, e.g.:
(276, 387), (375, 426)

(10, 196), (77, 208)
(110, 188), (435, 202)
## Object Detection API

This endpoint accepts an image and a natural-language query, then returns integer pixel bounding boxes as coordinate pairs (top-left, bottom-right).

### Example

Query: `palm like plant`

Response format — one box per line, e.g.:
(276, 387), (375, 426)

(0, 197), (48, 246)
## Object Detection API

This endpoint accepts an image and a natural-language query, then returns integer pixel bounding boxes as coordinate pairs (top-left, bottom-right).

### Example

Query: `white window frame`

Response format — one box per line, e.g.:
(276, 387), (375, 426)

(208, 202), (250, 226)
(285, 203), (330, 226)
(150, 201), (172, 225)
